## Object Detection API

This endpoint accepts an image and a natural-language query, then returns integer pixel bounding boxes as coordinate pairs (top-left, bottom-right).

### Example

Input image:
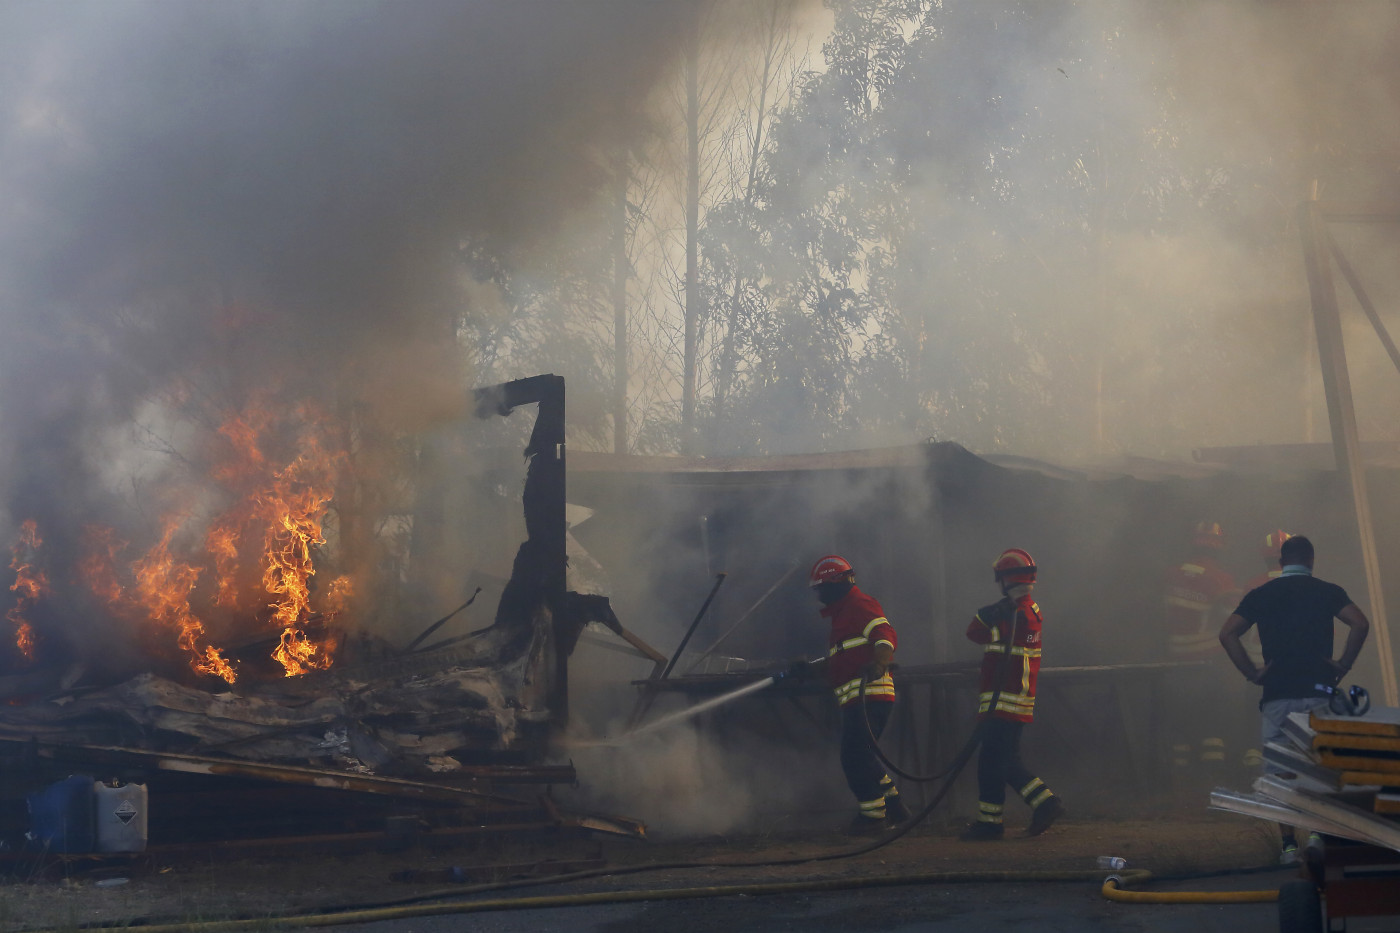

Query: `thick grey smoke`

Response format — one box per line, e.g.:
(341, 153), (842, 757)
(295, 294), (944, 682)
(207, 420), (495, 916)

(0, 1), (714, 675)
(0, 0), (699, 536)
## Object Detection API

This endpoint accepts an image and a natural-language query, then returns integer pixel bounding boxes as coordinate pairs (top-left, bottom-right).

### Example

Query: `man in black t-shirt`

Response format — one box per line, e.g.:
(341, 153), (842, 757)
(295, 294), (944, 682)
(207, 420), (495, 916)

(1219, 535), (1370, 864)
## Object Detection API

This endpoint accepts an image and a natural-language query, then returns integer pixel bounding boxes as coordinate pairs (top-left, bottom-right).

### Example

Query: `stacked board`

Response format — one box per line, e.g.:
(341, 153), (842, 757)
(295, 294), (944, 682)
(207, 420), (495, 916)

(1311, 706), (1400, 816)
(1208, 704), (1400, 853)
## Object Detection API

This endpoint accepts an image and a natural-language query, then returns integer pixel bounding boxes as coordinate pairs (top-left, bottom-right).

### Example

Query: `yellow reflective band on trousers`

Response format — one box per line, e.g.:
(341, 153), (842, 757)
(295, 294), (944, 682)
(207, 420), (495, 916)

(977, 801), (1004, 823)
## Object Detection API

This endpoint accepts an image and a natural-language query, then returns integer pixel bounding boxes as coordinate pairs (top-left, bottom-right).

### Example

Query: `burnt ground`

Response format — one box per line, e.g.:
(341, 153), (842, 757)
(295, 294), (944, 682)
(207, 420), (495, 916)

(0, 800), (1285, 933)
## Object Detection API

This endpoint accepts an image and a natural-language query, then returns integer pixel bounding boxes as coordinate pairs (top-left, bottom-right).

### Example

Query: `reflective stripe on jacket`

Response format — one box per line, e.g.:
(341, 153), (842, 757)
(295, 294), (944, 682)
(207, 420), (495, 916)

(822, 586), (897, 707)
(966, 594), (1041, 722)
(1162, 556), (1238, 660)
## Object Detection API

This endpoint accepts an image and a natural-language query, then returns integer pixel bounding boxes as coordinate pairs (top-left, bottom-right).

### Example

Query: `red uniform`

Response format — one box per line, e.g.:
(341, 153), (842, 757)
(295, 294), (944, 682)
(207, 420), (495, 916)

(966, 594), (1041, 722)
(1162, 555), (1239, 661)
(823, 586), (896, 707)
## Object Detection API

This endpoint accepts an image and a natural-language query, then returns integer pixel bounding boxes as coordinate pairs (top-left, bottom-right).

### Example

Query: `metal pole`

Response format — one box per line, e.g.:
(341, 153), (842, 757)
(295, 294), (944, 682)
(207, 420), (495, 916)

(1298, 201), (1397, 706)
(686, 563), (798, 671)
(660, 572), (727, 681)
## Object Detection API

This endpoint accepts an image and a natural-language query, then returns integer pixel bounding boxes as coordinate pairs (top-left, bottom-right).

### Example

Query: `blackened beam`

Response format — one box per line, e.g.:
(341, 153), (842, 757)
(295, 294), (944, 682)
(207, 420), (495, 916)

(472, 375), (570, 724)
(472, 374), (567, 604)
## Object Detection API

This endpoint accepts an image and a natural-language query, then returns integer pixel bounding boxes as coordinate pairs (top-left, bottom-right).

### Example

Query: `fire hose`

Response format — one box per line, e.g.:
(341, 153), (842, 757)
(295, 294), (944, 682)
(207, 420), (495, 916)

(25, 868), (1285, 932)
(21, 869), (1165, 933)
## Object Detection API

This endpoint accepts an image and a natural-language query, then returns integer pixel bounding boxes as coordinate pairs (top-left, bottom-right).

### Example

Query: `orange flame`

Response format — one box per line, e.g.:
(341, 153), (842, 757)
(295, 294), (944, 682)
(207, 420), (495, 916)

(56, 396), (351, 683)
(130, 517), (237, 684)
(7, 520), (47, 662)
(78, 524), (128, 606)
(199, 397), (347, 677)
(257, 408), (345, 676)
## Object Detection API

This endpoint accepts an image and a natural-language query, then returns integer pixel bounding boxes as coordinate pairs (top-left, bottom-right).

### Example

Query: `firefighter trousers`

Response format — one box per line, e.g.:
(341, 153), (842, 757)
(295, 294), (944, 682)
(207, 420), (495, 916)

(976, 717), (1046, 809)
(840, 700), (895, 806)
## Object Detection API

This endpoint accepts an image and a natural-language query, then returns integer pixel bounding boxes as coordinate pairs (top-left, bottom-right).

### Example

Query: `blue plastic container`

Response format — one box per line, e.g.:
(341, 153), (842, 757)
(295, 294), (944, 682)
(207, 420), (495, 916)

(26, 775), (96, 854)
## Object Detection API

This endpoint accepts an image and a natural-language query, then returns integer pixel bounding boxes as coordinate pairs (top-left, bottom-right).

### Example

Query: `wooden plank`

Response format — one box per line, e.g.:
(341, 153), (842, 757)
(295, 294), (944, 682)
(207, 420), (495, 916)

(1315, 733), (1400, 754)
(1377, 793), (1400, 816)
(1311, 706), (1400, 738)
(1342, 770), (1400, 788)
(25, 742), (526, 805)
(1318, 750), (1400, 774)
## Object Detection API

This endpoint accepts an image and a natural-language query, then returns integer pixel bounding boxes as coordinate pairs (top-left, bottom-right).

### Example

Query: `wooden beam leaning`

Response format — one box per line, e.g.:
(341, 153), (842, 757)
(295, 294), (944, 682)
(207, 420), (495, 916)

(1325, 231), (1400, 379)
(1298, 200), (1398, 706)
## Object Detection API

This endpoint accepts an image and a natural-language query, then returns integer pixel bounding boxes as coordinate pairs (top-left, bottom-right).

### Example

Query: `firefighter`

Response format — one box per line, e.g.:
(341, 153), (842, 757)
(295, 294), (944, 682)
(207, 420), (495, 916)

(960, 548), (1064, 840)
(806, 554), (911, 835)
(1161, 520), (1241, 782)
(1244, 530), (1291, 593)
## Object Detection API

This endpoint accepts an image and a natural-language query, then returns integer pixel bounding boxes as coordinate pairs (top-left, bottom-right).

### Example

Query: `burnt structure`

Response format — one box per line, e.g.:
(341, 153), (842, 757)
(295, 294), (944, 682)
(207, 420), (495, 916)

(471, 374), (628, 734)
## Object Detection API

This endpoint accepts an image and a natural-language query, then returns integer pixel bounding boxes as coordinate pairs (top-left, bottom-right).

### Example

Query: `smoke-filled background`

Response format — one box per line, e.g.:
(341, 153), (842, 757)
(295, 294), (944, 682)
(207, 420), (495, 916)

(2, 0), (1399, 833)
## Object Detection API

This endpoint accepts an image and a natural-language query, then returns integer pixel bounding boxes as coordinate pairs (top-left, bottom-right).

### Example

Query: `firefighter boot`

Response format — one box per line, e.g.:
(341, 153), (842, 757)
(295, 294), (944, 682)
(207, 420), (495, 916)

(959, 820), (1004, 841)
(960, 801), (1004, 840)
(843, 814), (888, 836)
(1026, 794), (1065, 836)
(844, 797), (888, 836)
(884, 793), (912, 825)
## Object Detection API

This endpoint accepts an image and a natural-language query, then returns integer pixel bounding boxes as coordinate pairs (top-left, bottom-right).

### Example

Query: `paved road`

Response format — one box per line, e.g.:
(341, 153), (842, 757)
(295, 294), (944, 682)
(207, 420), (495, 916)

(316, 870), (1306, 933)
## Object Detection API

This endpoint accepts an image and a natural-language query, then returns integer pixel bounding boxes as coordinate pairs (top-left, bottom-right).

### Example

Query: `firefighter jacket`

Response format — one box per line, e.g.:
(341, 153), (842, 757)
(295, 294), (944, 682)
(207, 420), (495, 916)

(822, 585), (897, 707)
(966, 594), (1041, 722)
(1162, 554), (1239, 661)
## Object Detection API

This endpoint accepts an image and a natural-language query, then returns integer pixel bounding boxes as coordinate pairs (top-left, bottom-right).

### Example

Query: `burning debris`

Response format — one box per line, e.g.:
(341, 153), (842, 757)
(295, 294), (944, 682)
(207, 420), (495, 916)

(0, 376), (648, 856)
(5, 395), (355, 687)
(7, 520), (45, 664)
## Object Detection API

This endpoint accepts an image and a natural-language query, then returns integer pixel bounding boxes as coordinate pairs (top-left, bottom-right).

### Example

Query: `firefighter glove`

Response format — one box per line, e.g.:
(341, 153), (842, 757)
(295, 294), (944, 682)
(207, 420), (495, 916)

(861, 660), (887, 682)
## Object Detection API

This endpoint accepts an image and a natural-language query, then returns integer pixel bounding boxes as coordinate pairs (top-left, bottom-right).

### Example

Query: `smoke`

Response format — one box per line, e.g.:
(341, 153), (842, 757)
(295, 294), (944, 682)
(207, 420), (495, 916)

(876, 0), (1400, 464)
(0, 0), (709, 660)
(559, 653), (846, 836)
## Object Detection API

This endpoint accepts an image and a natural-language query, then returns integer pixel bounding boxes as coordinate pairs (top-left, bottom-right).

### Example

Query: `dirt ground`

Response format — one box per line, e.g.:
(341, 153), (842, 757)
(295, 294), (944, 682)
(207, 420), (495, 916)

(0, 801), (1284, 933)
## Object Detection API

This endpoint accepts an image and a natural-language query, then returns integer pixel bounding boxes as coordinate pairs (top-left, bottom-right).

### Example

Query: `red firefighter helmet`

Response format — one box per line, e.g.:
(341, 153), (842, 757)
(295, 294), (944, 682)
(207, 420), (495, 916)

(1260, 529), (1291, 560)
(992, 548), (1037, 585)
(809, 554), (854, 588)
(1192, 521), (1225, 550)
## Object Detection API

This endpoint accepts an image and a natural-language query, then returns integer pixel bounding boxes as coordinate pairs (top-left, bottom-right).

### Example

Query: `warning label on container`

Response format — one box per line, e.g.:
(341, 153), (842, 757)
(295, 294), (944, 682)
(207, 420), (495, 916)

(114, 801), (138, 825)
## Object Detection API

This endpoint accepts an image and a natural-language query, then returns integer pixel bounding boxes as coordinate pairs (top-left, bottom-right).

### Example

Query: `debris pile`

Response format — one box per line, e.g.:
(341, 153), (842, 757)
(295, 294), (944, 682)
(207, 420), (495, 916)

(1210, 705), (1400, 851)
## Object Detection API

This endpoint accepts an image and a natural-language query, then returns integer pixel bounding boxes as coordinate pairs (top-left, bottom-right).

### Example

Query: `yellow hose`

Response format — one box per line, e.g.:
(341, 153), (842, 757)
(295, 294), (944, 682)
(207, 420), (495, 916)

(1100, 874), (1278, 904)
